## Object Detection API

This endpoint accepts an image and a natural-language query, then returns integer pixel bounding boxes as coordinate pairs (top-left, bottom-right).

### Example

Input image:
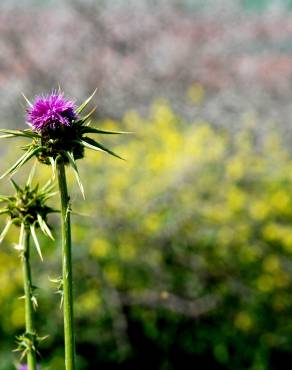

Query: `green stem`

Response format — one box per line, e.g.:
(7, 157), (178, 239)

(22, 227), (37, 370)
(57, 158), (76, 370)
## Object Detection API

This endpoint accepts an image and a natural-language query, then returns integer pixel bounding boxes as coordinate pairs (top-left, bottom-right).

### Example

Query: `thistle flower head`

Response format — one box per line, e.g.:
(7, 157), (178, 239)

(0, 89), (128, 197)
(0, 174), (57, 260)
(27, 92), (77, 131)
(18, 364), (41, 370)
(0, 179), (55, 228)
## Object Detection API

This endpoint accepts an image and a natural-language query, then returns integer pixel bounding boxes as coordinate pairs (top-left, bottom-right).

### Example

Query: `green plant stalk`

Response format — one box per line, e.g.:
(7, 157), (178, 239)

(22, 227), (37, 370)
(57, 158), (76, 370)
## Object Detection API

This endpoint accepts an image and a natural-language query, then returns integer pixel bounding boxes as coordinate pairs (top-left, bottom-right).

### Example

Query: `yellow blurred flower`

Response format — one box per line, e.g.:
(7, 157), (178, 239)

(256, 274), (275, 293)
(262, 255), (280, 273)
(235, 312), (253, 332)
(249, 201), (270, 221)
(90, 238), (110, 258)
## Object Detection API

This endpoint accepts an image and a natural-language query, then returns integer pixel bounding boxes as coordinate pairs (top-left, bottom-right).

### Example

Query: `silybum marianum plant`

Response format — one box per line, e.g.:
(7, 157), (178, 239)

(0, 172), (56, 370)
(0, 90), (127, 370)
(0, 90), (124, 196)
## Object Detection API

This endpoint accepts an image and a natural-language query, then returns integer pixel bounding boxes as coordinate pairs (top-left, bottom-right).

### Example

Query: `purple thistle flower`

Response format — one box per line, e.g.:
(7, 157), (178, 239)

(18, 365), (40, 370)
(18, 366), (28, 370)
(27, 92), (77, 131)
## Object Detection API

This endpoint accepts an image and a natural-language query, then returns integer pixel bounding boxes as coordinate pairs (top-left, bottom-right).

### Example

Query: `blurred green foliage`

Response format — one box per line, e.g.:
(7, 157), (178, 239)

(1, 100), (292, 369)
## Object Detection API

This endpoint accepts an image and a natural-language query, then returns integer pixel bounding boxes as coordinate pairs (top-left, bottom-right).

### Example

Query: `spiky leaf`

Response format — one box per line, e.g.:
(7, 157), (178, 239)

(30, 224), (43, 261)
(76, 89), (97, 114)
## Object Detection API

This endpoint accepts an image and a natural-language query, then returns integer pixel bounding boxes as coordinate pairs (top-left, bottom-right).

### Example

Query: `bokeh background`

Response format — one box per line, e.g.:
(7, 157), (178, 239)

(1, 0), (292, 369)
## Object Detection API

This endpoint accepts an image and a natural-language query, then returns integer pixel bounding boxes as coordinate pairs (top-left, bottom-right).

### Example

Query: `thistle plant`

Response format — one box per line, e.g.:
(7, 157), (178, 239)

(0, 174), (55, 370)
(18, 365), (40, 370)
(0, 90), (127, 370)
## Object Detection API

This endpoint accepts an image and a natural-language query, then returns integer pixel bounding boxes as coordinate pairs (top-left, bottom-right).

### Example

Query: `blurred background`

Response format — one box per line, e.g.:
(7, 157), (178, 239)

(1, 0), (292, 369)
